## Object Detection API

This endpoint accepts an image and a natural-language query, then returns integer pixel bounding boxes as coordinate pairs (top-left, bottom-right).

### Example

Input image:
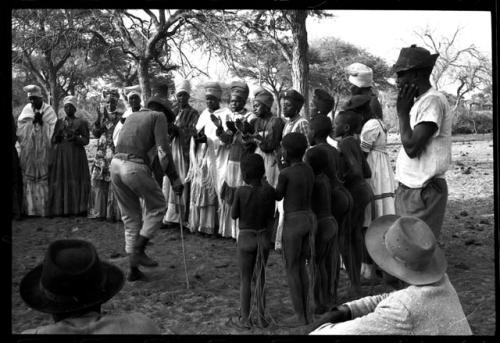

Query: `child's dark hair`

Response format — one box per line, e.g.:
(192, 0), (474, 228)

(281, 132), (308, 160)
(241, 153), (265, 180)
(307, 148), (328, 175)
(336, 110), (363, 135)
(310, 115), (332, 139)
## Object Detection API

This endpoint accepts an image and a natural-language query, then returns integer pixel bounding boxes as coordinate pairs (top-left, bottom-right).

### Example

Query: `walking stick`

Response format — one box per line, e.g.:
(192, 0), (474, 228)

(177, 195), (190, 289)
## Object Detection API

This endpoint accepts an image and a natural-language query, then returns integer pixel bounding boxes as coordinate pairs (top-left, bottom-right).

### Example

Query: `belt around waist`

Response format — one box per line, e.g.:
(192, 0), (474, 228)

(113, 153), (146, 164)
(399, 176), (445, 189)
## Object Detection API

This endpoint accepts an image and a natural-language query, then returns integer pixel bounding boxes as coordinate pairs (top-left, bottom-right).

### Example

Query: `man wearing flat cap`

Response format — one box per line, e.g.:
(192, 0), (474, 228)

(392, 45), (452, 239)
(308, 215), (471, 335)
(251, 86), (285, 188)
(111, 95), (184, 282)
(186, 81), (232, 236)
(216, 80), (256, 239)
(162, 80), (199, 229)
(16, 85), (57, 217)
(20, 239), (160, 334)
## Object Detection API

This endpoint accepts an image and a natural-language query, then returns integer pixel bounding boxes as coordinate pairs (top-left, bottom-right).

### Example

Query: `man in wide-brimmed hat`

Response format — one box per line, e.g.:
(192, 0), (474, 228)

(309, 215), (472, 335)
(391, 45), (452, 240)
(111, 95), (184, 282)
(20, 239), (160, 334)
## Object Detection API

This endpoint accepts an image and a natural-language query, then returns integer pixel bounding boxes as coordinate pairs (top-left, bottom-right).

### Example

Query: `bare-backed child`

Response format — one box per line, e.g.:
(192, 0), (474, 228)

(306, 115), (352, 303)
(305, 147), (339, 315)
(231, 153), (276, 329)
(333, 110), (373, 297)
(275, 132), (316, 326)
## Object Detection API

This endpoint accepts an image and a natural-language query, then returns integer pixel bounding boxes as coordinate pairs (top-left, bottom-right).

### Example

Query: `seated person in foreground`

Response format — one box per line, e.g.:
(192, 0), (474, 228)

(308, 215), (472, 335)
(20, 239), (160, 334)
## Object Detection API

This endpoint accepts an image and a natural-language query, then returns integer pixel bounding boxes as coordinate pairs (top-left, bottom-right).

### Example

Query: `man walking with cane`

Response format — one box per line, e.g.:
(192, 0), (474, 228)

(111, 96), (184, 282)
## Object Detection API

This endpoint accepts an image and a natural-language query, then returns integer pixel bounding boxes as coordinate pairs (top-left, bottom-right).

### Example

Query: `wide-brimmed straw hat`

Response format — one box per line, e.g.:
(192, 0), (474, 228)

(365, 215), (447, 285)
(20, 239), (124, 314)
(392, 44), (439, 74)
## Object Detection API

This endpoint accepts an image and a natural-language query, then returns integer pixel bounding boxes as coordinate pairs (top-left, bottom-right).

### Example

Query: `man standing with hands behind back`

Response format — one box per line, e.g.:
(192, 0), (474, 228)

(392, 44), (453, 239)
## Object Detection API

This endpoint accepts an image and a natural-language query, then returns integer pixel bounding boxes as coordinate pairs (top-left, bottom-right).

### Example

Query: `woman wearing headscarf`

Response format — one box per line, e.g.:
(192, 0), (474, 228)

(185, 82), (232, 235)
(17, 85), (57, 217)
(251, 87), (284, 188)
(162, 80), (199, 228)
(88, 88), (130, 221)
(49, 95), (91, 216)
(216, 80), (256, 239)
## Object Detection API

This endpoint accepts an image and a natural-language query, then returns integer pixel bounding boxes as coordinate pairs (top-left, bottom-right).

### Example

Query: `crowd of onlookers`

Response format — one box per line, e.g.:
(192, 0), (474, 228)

(15, 45), (472, 335)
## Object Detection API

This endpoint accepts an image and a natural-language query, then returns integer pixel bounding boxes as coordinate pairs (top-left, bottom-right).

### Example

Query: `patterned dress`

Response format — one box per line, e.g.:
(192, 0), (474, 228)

(17, 103), (57, 217)
(88, 116), (121, 221)
(49, 115), (91, 216)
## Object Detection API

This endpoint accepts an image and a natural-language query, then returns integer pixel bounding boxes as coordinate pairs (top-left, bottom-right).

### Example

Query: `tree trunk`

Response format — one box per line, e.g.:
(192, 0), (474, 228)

(48, 69), (60, 114)
(137, 58), (151, 104)
(289, 10), (309, 120)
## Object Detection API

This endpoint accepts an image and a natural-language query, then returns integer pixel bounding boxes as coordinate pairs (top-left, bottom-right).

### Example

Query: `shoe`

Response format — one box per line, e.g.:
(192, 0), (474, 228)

(133, 235), (159, 267)
(127, 267), (145, 282)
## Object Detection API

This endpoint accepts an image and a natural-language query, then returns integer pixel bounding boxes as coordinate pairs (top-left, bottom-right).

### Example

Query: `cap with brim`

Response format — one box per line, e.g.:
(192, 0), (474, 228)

(365, 215), (447, 285)
(346, 63), (373, 88)
(19, 240), (125, 314)
(392, 44), (439, 74)
(146, 96), (170, 112)
(20, 262), (124, 314)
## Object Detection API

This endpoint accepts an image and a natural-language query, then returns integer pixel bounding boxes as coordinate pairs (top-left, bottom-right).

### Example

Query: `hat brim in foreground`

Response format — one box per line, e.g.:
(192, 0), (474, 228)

(365, 215), (447, 286)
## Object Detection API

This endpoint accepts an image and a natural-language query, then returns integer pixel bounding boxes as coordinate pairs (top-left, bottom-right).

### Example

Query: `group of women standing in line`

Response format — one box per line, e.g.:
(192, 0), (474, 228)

(13, 86), (129, 221)
(13, 63), (397, 286)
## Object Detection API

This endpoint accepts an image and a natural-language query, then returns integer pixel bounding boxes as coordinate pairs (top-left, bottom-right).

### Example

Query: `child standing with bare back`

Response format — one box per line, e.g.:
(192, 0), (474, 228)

(333, 110), (373, 297)
(305, 147), (339, 315)
(275, 132), (316, 326)
(231, 154), (276, 329)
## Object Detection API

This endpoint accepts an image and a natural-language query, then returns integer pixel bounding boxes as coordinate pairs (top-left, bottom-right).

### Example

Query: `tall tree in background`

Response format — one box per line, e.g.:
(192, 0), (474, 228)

(309, 37), (393, 111)
(187, 10), (329, 119)
(414, 26), (492, 110)
(12, 9), (95, 112)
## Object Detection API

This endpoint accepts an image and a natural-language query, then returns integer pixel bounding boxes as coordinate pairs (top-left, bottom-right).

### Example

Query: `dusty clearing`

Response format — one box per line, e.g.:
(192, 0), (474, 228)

(11, 134), (495, 335)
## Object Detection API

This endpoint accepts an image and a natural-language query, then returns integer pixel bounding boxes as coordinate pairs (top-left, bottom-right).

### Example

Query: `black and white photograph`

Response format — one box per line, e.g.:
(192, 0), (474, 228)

(10, 6), (495, 336)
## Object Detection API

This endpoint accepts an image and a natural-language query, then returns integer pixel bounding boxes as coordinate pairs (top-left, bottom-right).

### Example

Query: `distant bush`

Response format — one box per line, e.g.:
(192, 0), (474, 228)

(452, 109), (493, 134)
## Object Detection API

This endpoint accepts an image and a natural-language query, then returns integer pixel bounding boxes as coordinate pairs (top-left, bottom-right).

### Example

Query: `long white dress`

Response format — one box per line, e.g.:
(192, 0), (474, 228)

(360, 118), (396, 224)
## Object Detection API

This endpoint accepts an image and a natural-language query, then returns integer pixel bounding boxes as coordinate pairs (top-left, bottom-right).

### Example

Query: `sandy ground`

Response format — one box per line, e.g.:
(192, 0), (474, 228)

(11, 134), (495, 335)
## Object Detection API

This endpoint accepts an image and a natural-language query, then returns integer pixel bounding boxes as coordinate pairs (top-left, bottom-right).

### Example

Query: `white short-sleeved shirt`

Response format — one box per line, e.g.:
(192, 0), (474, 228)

(395, 88), (452, 188)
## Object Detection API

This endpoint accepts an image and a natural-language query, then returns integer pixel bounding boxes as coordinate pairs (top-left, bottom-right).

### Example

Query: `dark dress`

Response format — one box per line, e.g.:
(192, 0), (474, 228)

(49, 116), (91, 216)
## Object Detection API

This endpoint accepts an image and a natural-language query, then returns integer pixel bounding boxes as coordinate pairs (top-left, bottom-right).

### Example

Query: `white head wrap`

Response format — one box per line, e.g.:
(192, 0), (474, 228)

(63, 95), (78, 109)
(346, 63), (373, 88)
(175, 80), (192, 95)
(23, 85), (42, 98)
(124, 85), (142, 100)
